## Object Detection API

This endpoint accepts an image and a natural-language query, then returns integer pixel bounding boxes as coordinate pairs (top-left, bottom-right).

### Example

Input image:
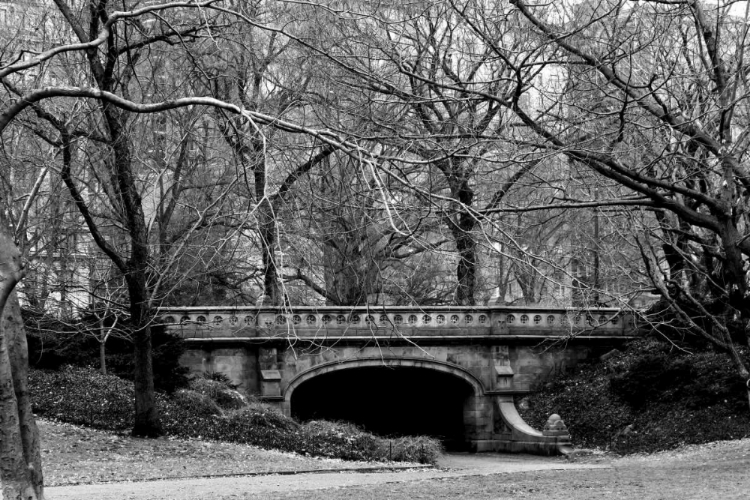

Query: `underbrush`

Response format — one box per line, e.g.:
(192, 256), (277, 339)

(29, 367), (440, 464)
(519, 338), (750, 454)
(24, 310), (189, 393)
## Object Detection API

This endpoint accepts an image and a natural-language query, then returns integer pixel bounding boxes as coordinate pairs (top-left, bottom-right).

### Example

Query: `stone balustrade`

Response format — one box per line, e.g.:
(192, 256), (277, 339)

(156, 305), (638, 339)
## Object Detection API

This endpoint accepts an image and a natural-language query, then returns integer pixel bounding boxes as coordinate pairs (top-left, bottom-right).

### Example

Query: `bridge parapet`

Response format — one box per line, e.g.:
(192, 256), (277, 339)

(157, 305), (638, 339)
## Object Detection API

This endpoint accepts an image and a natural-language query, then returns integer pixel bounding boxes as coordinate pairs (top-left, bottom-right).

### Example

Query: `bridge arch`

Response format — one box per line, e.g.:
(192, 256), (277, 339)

(284, 357), (487, 446)
(284, 356), (486, 402)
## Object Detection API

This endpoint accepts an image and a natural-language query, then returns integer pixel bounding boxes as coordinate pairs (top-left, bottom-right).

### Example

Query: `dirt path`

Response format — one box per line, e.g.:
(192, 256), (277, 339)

(45, 454), (607, 500)
(38, 419), (750, 500)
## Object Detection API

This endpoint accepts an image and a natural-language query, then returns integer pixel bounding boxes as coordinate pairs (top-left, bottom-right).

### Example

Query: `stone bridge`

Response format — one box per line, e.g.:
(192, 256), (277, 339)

(157, 306), (639, 455)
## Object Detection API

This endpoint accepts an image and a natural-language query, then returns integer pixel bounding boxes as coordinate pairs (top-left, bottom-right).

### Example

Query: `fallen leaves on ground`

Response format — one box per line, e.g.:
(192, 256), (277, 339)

(39, 418), (407, 486)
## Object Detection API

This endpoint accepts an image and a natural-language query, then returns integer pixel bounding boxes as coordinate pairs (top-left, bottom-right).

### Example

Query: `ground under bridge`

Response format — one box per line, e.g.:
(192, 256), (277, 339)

(158, 306), (639, 454)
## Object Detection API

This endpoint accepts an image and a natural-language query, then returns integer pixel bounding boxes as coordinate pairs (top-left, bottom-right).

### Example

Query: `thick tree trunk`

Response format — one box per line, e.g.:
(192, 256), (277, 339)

(447, 171), (477, 306)
(127, 273), (160, 437)
(454, 229), (477, 306)
(5, 294), (44, 499)
(720, 222), (749, 316)
(717, 220), (750, 387)
(103, 106), (161, 437)
(237, 131), (282, 306)
(258, 198), (282, 305)
(451, 211), (477, 306)
(0, 224), (43, 500)
(0, 331), (33, 500)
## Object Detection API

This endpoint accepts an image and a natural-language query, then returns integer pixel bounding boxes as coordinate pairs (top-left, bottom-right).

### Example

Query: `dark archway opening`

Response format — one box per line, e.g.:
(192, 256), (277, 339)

(290, 366), (474, 449)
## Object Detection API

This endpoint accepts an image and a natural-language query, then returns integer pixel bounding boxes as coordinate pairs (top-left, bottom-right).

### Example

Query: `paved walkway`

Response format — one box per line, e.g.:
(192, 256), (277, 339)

(46, 453), (610, 500)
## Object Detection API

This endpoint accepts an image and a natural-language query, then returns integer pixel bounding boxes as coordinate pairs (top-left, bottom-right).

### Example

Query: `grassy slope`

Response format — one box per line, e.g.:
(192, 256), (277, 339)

(29, 367), (441, 464)
(518, 338), (750, 453)
(39, 418), (412, 486)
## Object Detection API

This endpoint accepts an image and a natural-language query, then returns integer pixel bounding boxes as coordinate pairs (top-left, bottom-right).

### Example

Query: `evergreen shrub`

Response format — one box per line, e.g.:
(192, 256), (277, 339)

(24, 308), (189, 393)
(520, 338), (750, 453)
(29, 366), (441, 464)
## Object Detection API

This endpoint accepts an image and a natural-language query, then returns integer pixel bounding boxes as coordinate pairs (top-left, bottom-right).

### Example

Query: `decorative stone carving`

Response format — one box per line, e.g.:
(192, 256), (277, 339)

(160, 305), (637, 342)
(543, 414), (570, 437)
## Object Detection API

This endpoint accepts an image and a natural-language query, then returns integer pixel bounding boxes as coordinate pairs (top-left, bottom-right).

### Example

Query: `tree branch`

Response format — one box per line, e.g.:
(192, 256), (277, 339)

(270, 144), (335, 209)
(58, 129), (127, 273)
(283, 269), (342, 305)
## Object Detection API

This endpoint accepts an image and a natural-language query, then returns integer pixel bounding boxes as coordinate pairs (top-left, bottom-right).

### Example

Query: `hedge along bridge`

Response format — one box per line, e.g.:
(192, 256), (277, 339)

(157, 306), (639, 455)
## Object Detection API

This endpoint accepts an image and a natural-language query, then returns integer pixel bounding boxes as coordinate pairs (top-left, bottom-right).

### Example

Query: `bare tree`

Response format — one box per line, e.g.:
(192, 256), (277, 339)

(182, 1), (338, 305)
(0, 214), (42, 499)
(0, 3), (319, 474)
(297, 1), (543, 305)
(278, 149), (445, 306)
(493, 0), (750, 381)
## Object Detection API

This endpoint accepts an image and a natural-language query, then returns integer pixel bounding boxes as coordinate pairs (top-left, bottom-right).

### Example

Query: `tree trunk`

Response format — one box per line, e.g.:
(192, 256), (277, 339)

(127, 272), (160, 437)
(448, 174), (477, 306)
(454, 228), (477, 306)
(258, 197), (282, 305)
(0, 222), (43, 500)
(99, 339), (107, 376)
(103, 105), (161, 437)
(592, 206), (600, 304)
